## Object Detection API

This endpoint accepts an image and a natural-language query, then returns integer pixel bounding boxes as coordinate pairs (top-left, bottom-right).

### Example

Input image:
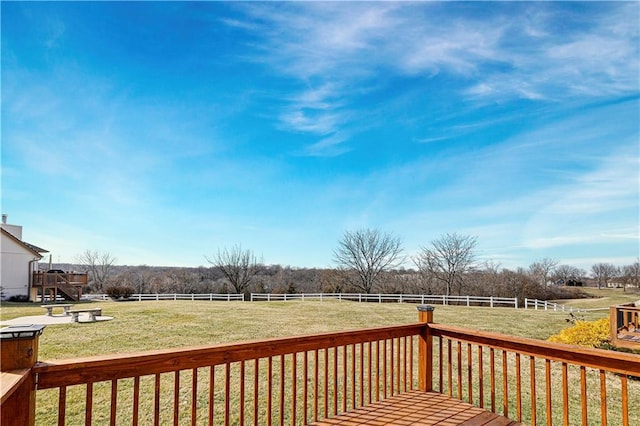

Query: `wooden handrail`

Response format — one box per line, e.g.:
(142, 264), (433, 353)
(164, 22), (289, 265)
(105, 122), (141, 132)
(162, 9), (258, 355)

(0, 369), (30, 404)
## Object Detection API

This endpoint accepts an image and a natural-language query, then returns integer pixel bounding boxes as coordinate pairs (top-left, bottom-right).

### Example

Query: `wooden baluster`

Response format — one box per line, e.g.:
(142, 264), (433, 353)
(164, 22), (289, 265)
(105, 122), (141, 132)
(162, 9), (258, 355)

(384, 339), (396, 398)
(502, 350), (508, 418)
(279, 356), (285, 426)
(209, 366), (215, 426)
(478, 346), (484, 408)
(438, 336), (443, 393)
(490, 348), (495, 413)
(240, 361), (245, 426)
(85, 382), (93, 426)
(375, 340), (380, 402)
(530, 356), (536, 426)
(111, 379), (118, 426)
(174, 371), (180, 426)
(132, 377), (140, 426)
(267, 357), (273, 426)
(254, 359), (260, 426)
(457, 341), (463, 401)
(291, 353), (297, 426)
(323, 348), (329, 417)
(154, 374), (161, 426)
(58, 386), (66, 426)
(225, 363), (231, 426)
(342, 346), (347, 412)
(516, 353), (522, 422)
(621, 375), (628, 426)
(599, 369), (607, 426)
(561, 363), (568, 426)
(191, 369), (198, 426)
(408, 336), (414, 391)
(333, 347), (338, 415)
(545, 359), (552, 426)
(396, 338), (401, 394)
(351, 344), (356, 409)
(314, 349), (319, 422)
(383, 339), (388, 399)
(303, 351), (308, 425)
(359, 343), (364, 407)
(448, 339), (453, 397)
(580, 366), (587, 426)
(368, 341), (373, 404)
(467, 343), (473, 404)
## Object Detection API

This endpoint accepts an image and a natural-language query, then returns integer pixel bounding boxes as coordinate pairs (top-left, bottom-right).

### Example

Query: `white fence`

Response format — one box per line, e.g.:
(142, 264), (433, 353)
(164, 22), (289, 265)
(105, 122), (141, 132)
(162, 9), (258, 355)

(250, 293), (519, 308)
(81, 293), (579, 311)
(523, 298), (579, 312)
(85, 293), (245, 302)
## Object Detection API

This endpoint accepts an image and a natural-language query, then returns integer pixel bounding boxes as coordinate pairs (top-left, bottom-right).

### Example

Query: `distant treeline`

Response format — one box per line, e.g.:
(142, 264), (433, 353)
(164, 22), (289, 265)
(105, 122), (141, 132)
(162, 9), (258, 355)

(44, 262), (636, 304)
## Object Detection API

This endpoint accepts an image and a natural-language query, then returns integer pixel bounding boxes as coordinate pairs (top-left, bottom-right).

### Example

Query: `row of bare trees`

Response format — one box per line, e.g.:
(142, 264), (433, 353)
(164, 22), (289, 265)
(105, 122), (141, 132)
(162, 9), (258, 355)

(64, 229), (639, 300)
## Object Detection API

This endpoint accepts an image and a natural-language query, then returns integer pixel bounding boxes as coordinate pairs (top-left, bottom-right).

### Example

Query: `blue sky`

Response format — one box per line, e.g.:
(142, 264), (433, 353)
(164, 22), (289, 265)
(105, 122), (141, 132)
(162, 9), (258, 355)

(2, 1), (639, 271)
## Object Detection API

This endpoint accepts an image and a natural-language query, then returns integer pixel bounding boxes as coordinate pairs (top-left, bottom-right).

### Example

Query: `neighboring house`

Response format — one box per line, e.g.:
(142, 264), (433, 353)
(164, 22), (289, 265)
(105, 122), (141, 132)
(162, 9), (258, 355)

(0, 215), (48, 301)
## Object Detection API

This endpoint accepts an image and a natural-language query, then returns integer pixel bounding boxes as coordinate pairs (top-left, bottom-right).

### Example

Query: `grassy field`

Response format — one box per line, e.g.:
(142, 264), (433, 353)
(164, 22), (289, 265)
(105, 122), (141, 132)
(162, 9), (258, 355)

(1, 290), (638, 425)
(0, 296), (627, 360)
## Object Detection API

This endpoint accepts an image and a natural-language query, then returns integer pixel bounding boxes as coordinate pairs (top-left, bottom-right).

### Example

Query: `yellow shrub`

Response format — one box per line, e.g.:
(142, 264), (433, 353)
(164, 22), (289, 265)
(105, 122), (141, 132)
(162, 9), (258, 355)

(548, 318), (610, 348)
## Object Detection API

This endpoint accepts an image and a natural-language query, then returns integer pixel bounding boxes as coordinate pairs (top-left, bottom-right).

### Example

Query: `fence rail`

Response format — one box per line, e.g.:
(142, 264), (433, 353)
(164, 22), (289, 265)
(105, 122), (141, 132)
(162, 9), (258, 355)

(250, 293), (519, 308)
(82, 293), (581, 312)
(85, 293), (245, 301)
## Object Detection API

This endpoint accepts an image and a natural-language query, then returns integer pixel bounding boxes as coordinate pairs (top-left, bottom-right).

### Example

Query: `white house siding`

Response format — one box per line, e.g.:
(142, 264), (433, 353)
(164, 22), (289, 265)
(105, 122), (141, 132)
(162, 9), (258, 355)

(0, 234), (38, 300)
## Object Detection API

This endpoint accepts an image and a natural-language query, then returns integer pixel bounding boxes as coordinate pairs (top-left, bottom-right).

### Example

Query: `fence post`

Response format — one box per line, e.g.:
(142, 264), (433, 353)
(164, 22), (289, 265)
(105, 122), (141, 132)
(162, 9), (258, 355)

(514, 297), (518, 309)
(1, 324), (46, 426)
(417, 305), (435, 392)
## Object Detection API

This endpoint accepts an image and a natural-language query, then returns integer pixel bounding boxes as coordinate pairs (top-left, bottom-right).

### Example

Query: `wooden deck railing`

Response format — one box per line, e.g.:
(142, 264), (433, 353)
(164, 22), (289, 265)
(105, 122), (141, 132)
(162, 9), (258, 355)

(32, 324), (423, 425)
(2, 306), (639, 425)
(610, 303), (640, 350)
(428, 323), (640, 425)
(32, 272), (88, 287)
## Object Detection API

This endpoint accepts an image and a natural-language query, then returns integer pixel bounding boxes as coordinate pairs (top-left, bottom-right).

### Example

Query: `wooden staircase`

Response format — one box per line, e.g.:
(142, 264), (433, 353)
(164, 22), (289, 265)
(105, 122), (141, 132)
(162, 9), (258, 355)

(51, 282), (81, 301)
(32, 271), (88, 302)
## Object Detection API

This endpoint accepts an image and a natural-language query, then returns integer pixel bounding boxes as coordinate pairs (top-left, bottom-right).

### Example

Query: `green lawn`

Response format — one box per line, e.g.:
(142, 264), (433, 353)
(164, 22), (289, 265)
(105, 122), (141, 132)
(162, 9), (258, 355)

(551, 287), (639, 310)
(1, 295), (637, 425)
(0, 296), (620, 360)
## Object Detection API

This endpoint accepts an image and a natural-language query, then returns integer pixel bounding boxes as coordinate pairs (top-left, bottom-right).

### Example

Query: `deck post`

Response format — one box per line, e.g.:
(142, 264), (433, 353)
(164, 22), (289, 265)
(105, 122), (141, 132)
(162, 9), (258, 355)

(417, 305), (435, 392)
(0, 325), (45, 426)
(609, 305), (619, 347)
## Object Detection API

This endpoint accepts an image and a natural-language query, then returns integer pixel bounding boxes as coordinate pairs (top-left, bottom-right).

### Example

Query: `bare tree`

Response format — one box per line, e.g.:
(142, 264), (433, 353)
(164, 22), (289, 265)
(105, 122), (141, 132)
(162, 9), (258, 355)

(333, 229), (404, 293)
(414, 233), (477, 296)
(622, 260), (640, 291)
(206, 246), (261, 294)
(591, 263), (619, 289)
(412, 251), (440, 294)
(528, 258), (559, 286)
(553, 264), (585, 286)
(76, 250), (117, 291)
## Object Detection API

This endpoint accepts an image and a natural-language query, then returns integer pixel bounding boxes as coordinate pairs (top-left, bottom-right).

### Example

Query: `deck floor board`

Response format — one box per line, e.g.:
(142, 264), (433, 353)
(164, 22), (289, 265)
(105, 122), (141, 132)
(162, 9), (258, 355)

(309, 390), (522, 426)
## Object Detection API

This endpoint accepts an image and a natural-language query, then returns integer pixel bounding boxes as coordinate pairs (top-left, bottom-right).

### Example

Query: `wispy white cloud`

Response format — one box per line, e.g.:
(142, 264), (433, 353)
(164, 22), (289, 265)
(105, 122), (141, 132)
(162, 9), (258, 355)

(226, 2), (638, 155)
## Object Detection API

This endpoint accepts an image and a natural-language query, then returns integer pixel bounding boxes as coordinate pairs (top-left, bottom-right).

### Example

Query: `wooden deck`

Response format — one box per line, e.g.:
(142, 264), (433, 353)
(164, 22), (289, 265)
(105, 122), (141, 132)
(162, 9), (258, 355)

(310, 390), (521, 425)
